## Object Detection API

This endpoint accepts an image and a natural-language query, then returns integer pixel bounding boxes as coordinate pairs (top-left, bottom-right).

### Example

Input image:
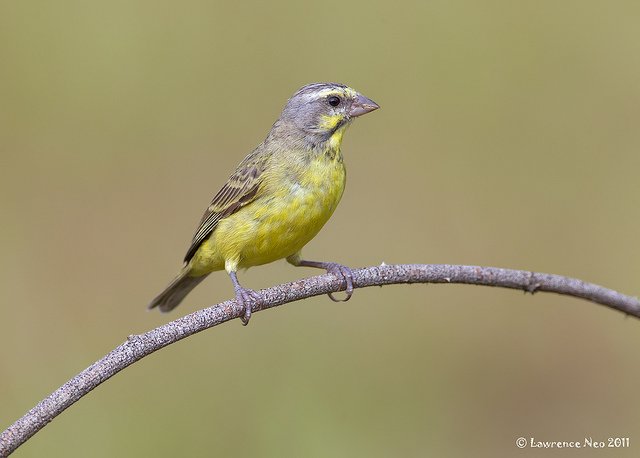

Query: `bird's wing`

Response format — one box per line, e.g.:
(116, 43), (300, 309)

(184, 151), (268, 262)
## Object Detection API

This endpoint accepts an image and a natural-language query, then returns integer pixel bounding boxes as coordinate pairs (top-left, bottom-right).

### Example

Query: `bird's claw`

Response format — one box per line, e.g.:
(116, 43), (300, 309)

(324, 263), (354, 302)
(234, 287), (262, 326)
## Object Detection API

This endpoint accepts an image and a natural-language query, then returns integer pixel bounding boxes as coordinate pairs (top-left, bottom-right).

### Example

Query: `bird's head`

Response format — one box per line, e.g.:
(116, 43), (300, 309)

(274, 82), (379, 149)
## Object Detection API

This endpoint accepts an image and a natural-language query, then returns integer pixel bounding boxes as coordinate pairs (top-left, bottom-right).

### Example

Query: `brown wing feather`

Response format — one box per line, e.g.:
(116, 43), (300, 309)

(184, 151), (267, 262)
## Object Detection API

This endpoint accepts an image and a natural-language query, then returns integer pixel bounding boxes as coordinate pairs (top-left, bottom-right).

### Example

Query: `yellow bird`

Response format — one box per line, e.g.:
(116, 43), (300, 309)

(149, 82), (379, 324)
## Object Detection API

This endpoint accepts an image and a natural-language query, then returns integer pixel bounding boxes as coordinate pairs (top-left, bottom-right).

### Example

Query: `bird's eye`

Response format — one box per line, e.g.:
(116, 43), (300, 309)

(327, 96), (341, 107)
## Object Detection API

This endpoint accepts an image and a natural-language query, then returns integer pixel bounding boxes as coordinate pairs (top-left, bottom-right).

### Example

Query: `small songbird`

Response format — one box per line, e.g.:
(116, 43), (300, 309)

(149, 82), (379, 324)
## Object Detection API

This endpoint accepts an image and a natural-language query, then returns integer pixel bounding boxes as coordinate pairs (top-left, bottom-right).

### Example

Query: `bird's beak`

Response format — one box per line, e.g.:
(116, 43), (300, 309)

(350, 94), (380, 117)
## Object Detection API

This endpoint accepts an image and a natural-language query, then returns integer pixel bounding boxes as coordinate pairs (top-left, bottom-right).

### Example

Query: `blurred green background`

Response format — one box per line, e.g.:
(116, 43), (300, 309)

(2, 1), (640, 456)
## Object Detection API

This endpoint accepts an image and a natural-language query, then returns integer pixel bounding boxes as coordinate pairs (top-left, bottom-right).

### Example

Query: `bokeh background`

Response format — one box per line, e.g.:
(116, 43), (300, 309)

(2, 1), (640, 456)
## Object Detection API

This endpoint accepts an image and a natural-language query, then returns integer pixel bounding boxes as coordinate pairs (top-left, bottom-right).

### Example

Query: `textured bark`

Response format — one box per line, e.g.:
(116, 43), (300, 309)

(1, 264), (638, 456)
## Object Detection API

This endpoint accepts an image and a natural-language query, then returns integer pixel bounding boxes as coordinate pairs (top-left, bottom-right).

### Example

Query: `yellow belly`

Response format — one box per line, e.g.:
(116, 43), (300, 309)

(190, 152), (346, 275)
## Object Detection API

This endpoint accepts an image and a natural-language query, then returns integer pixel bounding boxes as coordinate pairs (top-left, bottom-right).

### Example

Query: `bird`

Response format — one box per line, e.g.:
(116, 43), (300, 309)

(148, 82), (379, 325)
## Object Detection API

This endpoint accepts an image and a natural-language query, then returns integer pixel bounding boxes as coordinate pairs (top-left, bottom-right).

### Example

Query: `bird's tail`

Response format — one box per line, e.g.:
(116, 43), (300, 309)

(148, 267), (209, 312)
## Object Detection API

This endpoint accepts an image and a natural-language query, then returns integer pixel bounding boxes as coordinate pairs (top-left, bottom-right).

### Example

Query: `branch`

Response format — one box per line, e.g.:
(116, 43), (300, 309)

(1, 264), (639, 455)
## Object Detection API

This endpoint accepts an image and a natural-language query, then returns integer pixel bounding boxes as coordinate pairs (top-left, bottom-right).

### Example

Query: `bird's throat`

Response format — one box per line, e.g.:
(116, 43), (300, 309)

(326, 123), (349, 152)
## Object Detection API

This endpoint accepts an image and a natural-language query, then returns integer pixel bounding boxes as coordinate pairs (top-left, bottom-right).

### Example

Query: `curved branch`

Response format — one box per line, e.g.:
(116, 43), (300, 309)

(1, 263), (639, 455)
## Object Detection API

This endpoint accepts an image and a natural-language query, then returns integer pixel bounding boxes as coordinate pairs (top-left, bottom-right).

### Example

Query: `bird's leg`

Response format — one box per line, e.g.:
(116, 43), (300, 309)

(229, 271), (261, 325)
(286, 254), (354, 302)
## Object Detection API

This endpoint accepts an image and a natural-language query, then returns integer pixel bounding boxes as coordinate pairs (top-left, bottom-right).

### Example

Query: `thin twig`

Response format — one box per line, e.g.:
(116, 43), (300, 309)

(1, 264), (638, 456)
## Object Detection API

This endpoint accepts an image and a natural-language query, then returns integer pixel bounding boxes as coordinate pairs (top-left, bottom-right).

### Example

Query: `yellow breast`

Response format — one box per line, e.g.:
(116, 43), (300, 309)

(190, 148), (346, 275)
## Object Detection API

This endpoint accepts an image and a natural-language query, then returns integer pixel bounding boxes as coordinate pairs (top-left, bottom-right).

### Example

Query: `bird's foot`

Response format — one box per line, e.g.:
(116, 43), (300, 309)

(288, 257), (355, 302)
(314, 262), (354, 302)
(234, 286), (262, 326)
